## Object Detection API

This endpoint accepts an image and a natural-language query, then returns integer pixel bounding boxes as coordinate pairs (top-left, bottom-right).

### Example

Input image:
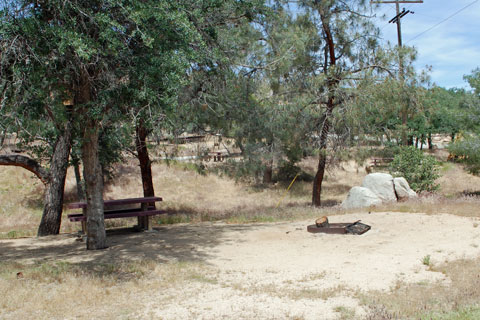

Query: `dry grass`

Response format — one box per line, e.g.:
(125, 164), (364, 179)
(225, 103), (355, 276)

(0, 259), (217, 320)
(229, 280), (347, 302)
(3, 152), (480, 236)
(370, 195), (480, 218)
(2, 152), (480, 319)
(437, 161), (480, 198)
(3, 137), (480, 314)
(63, 157), (364, 230)
(362, 257), (480, 319)
(0, 167), (44, 237)
(334, 305), (357, 320)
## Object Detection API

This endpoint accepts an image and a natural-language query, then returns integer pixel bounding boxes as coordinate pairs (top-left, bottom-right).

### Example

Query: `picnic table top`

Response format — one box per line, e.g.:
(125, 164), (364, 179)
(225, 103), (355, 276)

(67, 196), (163, 209)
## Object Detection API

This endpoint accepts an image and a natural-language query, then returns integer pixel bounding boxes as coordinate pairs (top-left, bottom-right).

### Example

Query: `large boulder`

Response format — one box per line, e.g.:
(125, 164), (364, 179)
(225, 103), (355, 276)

(341, 186), (383, 209)
(361, 173), (397, 202)
(393, 177), (417, 200)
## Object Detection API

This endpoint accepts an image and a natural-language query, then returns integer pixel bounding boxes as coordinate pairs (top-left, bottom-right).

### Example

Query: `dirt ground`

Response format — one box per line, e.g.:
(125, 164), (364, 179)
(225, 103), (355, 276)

(2, 211), (480, 319)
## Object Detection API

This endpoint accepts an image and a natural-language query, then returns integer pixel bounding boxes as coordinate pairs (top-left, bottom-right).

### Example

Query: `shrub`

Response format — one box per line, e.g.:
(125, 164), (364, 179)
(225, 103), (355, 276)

(389, 146), (440, 192)
(448, 134), (480, 174)
(275, 162), (301, 182)
(275, 161), (313, 182)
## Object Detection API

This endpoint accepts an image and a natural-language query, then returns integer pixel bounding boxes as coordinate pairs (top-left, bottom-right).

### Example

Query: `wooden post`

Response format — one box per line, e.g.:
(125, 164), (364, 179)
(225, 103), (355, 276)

(371, 0), (423, 145)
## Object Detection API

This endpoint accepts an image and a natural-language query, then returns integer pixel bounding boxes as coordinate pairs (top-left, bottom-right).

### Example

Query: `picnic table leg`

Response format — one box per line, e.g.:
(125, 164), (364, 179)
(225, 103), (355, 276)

(137, 216), (147, 230)
(137, 203), (151, 230)
(145, 216), (151, 231)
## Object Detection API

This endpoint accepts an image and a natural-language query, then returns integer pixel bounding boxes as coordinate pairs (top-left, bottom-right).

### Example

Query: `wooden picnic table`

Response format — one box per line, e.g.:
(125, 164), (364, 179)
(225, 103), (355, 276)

(67, 196), (164, 232)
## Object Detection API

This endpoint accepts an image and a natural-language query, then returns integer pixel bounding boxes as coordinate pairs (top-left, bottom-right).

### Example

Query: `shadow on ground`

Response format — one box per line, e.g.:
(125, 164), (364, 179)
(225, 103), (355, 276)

(0, 223), (256, 274)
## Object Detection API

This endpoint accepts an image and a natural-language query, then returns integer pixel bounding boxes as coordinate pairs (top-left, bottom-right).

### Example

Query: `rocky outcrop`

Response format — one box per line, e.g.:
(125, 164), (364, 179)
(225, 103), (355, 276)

(341, 173), (417, 209)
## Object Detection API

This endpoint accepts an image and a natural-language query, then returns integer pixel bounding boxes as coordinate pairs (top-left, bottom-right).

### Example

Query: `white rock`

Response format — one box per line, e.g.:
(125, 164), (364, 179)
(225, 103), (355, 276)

(341, 186), (383, 209)
(393, 177), (418, 200)
(361, 173), (397, 202)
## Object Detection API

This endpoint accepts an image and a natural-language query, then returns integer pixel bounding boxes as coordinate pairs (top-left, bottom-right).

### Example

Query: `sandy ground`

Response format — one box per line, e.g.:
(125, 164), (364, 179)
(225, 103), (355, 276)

(2, 212), (480, 319)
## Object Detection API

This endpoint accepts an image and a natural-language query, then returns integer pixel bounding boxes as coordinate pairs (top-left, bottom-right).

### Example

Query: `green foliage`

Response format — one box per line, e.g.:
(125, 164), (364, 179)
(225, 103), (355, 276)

(448, 134), (480, 175)
(422, 254), (431, 266)
(464, 68), (480, 96)
(419, 307), (480, 320)
(444, 69), (480, 175)
(351, 61), (434, 147)
(426, 87), (470, 137)
(275, 161), (314, 183)
(389, 147), (440, 192)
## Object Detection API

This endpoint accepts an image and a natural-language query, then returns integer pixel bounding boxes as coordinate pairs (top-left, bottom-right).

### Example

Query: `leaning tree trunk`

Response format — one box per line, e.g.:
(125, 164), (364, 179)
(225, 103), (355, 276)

(82, 120), (106, 250)
(37, 122), (72, 236)
(135, 119), (155, 229)
(136, 119), (155, 199)
(0, 149), (71, 236)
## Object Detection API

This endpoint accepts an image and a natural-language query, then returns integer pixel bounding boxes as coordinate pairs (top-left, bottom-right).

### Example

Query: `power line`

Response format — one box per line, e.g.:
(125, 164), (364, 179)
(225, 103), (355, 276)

(377, 6), (397, 31)
(406, 0), (479, 44)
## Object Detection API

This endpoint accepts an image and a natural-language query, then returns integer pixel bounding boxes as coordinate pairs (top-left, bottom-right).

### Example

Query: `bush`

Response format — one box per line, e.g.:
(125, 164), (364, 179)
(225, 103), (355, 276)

(275, 162), (300, 182)
(389, 146), (440, 192)
(275, 161), (314, 182)
(448, 134), (480, 174)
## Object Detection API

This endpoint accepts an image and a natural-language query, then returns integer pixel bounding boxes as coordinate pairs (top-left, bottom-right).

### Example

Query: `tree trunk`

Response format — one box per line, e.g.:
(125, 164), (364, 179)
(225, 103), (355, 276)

(312, 97), (334, 207)
(136, 119), (155, 199)
(263, 160), (273, 184)
(312, 10), (336, 207)
(407, 135), (414, 146)
(263, 145), (273, 184)
(37, 121), (72, 236)
(72, 155), (85, 201)
(135, 120), (155, 229)
(82, 120), (107, 250)
(428, 133), (433, 150)
(312, 150), (327, 207)
(0, 130), (6, 146)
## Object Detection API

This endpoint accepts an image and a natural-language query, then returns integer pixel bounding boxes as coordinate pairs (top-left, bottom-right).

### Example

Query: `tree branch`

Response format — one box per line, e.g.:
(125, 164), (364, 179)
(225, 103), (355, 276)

(349, 64), (395, 77)
(0, 154), (50, 184)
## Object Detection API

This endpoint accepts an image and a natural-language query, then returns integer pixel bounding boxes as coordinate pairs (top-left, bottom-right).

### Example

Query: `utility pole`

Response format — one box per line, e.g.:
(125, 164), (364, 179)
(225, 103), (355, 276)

(371, 0), (423, 145)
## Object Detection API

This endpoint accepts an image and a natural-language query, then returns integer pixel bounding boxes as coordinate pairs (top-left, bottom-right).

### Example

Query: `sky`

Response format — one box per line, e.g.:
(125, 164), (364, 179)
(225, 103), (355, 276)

(372, 0), (480, 89)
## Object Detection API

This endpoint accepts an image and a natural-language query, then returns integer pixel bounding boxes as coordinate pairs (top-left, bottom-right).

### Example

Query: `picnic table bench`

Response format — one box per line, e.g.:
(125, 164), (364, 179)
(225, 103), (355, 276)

(205, 151), (228, 162)
(370, 158), (394, 166)
(67, 196), (165, 233)
(365, 158), (394, 173)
